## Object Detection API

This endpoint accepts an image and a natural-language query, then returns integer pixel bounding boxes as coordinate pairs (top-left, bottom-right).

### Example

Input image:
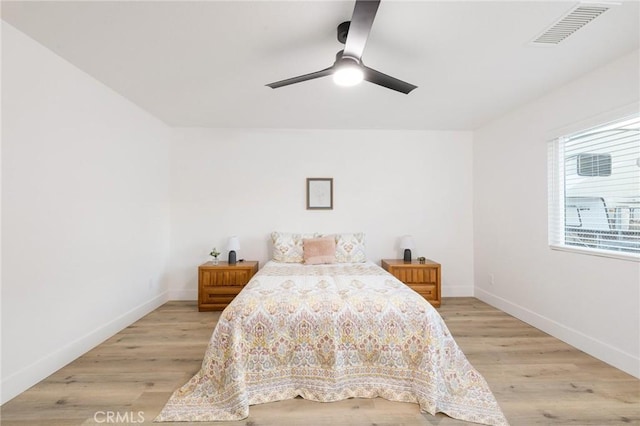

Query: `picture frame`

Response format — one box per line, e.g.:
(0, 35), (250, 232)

(306, 178), (333, 210)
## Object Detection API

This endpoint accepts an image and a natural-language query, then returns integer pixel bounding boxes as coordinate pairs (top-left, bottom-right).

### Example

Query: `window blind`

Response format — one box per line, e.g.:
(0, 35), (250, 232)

(548, 113), (640, 258)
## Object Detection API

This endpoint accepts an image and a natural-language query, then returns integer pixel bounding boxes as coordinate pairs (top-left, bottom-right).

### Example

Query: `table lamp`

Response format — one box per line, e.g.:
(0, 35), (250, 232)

(400, 235), (415, 262)
(227, 236), (240, 264)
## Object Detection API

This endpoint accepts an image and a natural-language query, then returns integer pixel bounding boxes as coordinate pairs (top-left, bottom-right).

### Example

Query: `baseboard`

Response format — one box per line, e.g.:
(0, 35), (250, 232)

(442, 285), (474, 297)
(475, 287), (640, 379)
(168, 289), (197, 301)
(1, 291), (169, 404)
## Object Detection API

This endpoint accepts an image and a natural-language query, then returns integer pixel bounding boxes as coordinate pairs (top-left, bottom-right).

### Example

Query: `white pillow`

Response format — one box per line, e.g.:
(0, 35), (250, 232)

(271, 232), (318, 263)
(324, 232), (367, 263)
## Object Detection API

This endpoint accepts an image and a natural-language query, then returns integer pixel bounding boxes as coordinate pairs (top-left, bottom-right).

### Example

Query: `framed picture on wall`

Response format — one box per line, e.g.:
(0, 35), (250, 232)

(306, 178), (333, 210)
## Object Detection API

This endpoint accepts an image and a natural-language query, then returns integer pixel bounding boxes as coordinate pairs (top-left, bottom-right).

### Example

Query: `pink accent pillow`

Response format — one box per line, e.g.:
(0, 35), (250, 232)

(303, 237), (336, 265)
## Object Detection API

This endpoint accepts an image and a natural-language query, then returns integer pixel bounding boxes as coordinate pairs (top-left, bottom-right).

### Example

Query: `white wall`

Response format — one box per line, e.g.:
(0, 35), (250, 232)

(473, 50), (640, 377)
(168, 128), (474, 300)
(1, 23), (172, 403)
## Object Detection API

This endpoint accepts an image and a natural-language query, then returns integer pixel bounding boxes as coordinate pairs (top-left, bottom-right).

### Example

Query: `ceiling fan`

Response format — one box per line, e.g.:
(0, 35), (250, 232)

(266, 0), (417, 94)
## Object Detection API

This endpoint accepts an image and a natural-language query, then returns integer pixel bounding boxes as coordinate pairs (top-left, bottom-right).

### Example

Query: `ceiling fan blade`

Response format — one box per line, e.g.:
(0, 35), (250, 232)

(343, 0), (380, 60)
(266, 66), (334, 89)
(363, 66), (417, 94)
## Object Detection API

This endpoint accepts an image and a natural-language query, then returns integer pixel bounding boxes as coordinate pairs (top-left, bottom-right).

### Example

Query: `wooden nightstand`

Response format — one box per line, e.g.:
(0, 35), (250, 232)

(381, 259), (441, 307)
(198, 261), (259, 311)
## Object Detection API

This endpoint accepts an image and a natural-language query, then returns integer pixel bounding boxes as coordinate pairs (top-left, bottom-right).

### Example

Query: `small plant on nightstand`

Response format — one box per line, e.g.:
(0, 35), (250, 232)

(210, 247), (221, 265)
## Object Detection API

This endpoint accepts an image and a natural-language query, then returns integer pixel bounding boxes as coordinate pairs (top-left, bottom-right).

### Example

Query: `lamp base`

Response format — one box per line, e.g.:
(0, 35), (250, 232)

(228, 250), (237, 265)
(403, 249), (412, 262)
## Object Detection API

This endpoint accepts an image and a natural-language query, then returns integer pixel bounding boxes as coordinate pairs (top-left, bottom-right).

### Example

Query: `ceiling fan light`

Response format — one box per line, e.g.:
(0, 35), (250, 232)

(333, 64), (364, 87)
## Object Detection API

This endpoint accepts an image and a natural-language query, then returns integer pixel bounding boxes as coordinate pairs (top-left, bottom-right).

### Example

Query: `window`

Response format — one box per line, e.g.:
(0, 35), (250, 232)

(548, 113), (640, 259)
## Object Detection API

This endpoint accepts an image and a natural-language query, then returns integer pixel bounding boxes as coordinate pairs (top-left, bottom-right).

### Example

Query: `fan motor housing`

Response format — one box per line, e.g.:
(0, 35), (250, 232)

(337, 21), (350, 44)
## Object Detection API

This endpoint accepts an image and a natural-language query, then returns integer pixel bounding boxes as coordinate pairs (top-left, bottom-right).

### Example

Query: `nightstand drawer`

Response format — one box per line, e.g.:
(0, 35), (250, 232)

(201, 289), (241, 304)
(199, 301), (233, 311)
(202, 286), (244, 296)
(392, 268), (437, 284)
(410, 284), (438, 300)
(200, 269), (252, 286)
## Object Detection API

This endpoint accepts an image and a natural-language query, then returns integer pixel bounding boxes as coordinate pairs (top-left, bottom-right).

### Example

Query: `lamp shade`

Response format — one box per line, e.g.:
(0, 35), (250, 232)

(227, 236), (241, 252)
(399, 235), (415, 250)
(400, 235), (415, 262)
(227, 236), (240, 264)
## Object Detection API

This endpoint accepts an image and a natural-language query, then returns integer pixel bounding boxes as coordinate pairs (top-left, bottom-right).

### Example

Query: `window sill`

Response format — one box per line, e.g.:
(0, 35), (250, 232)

(550, 244), (640, 262)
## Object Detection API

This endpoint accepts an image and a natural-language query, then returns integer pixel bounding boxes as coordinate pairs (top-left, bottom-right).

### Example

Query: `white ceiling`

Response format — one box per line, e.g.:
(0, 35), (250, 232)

(2, 1), (639, 130)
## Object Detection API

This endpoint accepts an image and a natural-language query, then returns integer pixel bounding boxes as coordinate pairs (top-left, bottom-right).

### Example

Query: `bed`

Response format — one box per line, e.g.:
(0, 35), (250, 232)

(156, 233), (508, 425)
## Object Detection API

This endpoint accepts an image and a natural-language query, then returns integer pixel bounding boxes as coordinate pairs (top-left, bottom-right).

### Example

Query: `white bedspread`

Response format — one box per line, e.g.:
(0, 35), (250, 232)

(156, 261), (508, 425)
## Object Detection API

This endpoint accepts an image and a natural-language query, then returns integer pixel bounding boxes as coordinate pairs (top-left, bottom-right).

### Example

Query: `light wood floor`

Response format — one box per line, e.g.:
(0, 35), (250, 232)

(1, 298), (638, 425)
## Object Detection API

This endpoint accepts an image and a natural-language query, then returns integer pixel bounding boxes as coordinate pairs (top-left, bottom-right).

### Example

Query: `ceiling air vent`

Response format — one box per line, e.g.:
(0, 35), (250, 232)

(531, 3), (613, 45)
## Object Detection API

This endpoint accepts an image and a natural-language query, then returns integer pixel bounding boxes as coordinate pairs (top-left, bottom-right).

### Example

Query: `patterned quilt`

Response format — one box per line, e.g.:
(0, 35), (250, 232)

(156, 261), (508, 425)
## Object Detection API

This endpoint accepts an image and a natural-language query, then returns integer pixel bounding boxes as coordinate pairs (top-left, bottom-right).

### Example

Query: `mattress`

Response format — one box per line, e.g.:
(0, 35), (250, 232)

(156, 261), (508, 425)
